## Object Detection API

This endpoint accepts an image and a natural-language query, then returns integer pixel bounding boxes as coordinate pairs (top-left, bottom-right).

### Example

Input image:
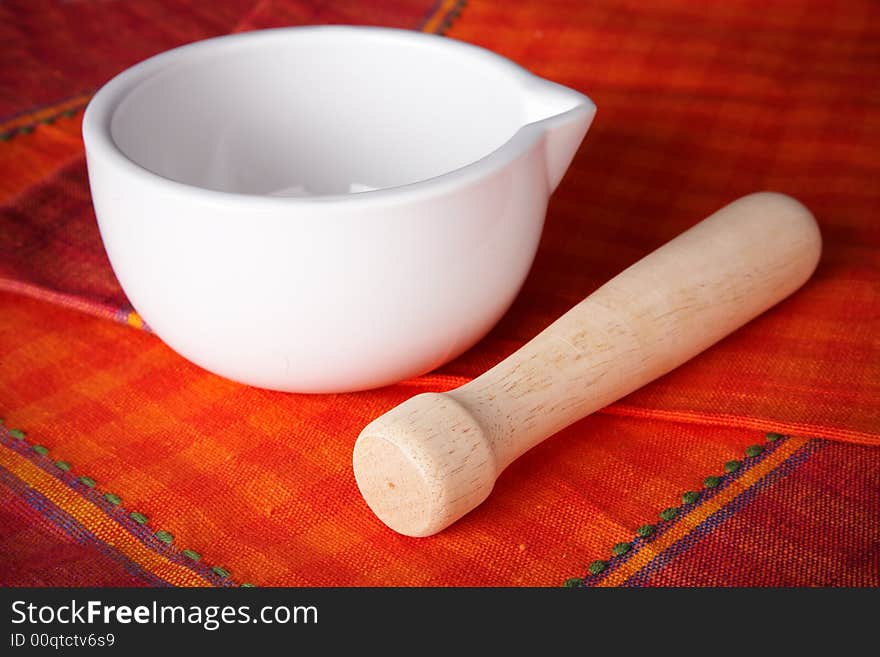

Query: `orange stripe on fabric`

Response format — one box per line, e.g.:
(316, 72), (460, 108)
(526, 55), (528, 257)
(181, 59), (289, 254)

(597, 436), (808, 587)
(0, 445), (212, 587)
(603, 405), (878, 447)
(421, 0), (460, 33)
(0, 94), (91, 136)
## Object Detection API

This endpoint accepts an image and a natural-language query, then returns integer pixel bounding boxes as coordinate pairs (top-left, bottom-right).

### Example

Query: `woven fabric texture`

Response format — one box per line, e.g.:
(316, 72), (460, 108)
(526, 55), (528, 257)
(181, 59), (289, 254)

(1, 0), (878, 586)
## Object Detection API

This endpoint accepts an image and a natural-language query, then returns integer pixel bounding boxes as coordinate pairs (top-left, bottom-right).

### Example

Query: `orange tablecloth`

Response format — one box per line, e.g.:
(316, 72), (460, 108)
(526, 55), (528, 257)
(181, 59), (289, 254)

(1, 0), (878, 586)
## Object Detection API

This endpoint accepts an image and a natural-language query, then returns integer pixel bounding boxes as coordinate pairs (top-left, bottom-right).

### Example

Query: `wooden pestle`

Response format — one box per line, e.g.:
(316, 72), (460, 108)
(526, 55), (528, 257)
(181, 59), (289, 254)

(352, 192), (822, 537)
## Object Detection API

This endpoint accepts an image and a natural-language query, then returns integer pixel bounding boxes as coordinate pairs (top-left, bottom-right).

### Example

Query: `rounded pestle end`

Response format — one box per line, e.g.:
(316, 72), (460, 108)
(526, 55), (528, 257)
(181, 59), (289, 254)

(352, 393), (497, 537)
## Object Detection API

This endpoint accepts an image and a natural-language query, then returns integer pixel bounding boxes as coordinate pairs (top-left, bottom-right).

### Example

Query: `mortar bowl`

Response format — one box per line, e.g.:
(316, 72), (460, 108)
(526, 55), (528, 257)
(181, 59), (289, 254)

(83, 26), (595, 392)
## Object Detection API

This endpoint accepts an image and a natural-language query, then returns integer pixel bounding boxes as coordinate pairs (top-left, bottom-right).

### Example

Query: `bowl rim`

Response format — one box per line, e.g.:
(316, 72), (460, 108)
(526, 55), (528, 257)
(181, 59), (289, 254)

(82, 25), (594, 207)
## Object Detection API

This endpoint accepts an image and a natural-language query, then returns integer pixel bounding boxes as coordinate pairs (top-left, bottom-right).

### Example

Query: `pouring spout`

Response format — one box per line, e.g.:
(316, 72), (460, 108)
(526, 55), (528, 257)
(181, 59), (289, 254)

(523, 77), (596, 193)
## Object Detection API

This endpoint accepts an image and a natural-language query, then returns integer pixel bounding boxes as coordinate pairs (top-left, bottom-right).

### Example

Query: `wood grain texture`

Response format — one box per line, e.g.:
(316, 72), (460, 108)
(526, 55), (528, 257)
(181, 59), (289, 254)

(353, 192), (822, 536)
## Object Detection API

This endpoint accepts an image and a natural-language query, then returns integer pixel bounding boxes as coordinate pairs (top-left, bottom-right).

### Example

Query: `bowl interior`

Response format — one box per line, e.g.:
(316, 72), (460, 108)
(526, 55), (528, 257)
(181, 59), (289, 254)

(110, 31), (528, 196)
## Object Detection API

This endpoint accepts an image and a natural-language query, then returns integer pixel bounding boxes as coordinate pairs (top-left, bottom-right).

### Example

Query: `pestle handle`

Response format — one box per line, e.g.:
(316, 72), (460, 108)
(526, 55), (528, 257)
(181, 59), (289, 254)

(353, 192), (822, 537)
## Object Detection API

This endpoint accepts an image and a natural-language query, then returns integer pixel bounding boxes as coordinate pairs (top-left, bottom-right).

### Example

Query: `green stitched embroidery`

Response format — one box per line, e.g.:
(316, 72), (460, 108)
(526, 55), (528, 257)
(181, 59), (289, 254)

(154, 530), (173, 545)
(3, 420), (250, 586)
(611, 542), (631, 556)
(570, 431), (787, 587)
(182, 549), (201, 562)
(659, 507), (678, 521)
(563, 577), (582, 588)
(16, 425), (203, 566)
(636, 524), (655, 538)
(588, 560), (606, 575)
(240, 583), (256, 588)
(0, 106), (85, 142)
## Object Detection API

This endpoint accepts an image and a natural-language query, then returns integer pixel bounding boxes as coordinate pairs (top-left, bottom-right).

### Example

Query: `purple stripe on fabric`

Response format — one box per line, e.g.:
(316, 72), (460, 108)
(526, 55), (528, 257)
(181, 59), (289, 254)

(622, 439), (825, 587)
(0, 464), (170, 587)
(0, 428), (231, 586)
(582, 435), (791, 586)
